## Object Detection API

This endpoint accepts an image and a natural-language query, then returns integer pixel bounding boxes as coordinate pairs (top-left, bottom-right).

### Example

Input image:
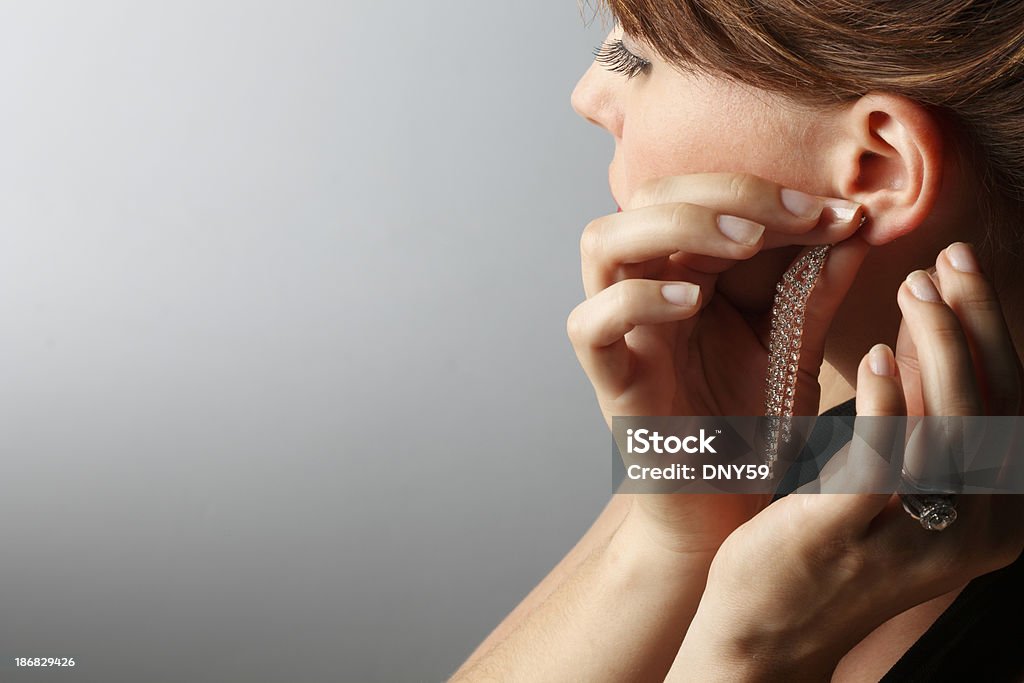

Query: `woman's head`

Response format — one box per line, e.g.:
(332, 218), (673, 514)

(572, 0), (1024, 289)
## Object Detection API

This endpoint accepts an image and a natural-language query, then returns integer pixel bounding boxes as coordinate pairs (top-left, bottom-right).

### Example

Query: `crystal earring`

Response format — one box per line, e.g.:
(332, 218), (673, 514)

(763, 215), (868, 472)
(763, 244), (832, 472)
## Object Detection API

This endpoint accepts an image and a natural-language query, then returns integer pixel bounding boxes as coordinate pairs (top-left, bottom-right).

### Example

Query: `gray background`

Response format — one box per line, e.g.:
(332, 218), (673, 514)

(0, 2), (615, 681)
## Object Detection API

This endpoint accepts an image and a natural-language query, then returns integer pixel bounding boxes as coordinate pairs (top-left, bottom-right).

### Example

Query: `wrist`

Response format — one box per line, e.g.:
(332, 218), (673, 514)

(668, 599), (844, 683)
(667, 566), (852, 683)
(609, 496), (720, 569)
(562, 499), (726, 680)
(601, 497), (722, 629)
(625, 493), (769, 557)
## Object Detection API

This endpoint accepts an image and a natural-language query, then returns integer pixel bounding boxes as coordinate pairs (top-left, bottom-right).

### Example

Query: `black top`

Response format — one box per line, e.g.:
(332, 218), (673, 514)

(780, 398), (1024, 681)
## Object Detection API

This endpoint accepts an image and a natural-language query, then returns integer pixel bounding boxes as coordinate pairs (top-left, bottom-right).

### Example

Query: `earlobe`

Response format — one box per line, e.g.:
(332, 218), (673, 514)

(832, 93), (945, 246)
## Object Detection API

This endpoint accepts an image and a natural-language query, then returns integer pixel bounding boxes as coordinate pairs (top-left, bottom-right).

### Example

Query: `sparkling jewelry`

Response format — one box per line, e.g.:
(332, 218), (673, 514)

(900, 493), (958, 531)
(899, 468), (958, 531)
(763, 244), (833, 473)
(758, 217), (958, 530)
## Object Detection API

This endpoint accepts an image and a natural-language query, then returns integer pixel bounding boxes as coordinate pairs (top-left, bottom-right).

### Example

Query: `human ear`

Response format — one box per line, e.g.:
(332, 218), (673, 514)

(830, 92), (945, 246)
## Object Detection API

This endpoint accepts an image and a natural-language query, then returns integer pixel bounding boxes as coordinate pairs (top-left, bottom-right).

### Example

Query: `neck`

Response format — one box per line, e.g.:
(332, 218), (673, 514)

(818, 361), (855, 414)
(818, 250), (1024, 416)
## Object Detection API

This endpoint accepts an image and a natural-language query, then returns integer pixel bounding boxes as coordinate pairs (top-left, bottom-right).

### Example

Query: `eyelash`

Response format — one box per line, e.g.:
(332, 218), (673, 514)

(592, 39), (651, 79)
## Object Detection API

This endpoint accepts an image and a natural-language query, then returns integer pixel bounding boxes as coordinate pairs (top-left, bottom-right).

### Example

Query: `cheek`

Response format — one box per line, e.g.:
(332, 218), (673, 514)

(613, 87), (827, 315)
(619, 100), (768, 202)
(617, 81), (813, 203)
(619, 107), (707, 197)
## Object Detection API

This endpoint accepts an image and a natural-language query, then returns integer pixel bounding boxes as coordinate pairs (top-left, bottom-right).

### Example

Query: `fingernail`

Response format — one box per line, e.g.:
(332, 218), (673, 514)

(946, 242), (980, 273)
(781, 188), (825, 220)
(662, 283), (699, 307)
(868, 343), (895, 376)
(821, 198), (862, 224)
(717, 215), (765, 245)
(906, 270), (942, 302)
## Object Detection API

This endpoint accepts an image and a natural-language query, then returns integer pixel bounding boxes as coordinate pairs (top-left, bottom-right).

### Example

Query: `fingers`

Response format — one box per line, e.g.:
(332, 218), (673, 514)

(932, 242), (1023, 415)
(567, 278), (701, 397)
(623, 173), (863, 251)
(581, 173), (864, 298)
(808, 238), (1022, 538)
(897, 269), (984, 416)
(857, 344), (907, 417)
(894, 316), (924, 416)
(929, 242), (1024, 502)
(795, 343), (906, 530)
(753, 242), (1024, 617)
(580, 203), (765, 297)
(818, 345), (907, 495)
(896, 261), (991, 490)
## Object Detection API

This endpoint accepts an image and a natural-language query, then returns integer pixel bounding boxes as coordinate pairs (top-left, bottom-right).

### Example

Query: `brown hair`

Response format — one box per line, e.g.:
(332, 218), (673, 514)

(581, 0), (1024, 278)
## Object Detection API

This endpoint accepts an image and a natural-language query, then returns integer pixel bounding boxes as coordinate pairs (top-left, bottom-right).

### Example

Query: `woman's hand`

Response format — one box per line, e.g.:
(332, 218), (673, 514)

(568, 173), (866, 427)
(666, 242), (1024, 681)
(566, 173), (868, 552)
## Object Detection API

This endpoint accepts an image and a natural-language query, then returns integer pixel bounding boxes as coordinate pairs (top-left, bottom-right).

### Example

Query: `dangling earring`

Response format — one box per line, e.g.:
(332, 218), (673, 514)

(763, 215), (869, 473)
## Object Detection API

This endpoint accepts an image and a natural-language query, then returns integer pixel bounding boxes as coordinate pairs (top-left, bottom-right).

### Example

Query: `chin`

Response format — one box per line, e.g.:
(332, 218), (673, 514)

(715, 245), (804, 316)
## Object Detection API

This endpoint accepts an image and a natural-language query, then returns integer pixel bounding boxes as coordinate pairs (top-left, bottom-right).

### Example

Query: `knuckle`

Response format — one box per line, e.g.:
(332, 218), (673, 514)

(860, 392), (904, 418)
(832, 544), (870, 580)
(668, 202), (693, 235)
(801, 533), (867, 579)
(565, 304), (586, 343)
(953, 286), (1004, 315)
(611, 280), (639, 313)
(895, 353), (920, 377)
(579, 219), (605, 261)
(939, 398), (980, 416)
(929, 322), (967, 348)
(727, 172), (759, 206)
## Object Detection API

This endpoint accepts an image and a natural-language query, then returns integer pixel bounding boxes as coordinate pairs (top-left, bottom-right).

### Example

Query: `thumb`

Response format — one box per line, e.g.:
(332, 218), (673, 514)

(894, 315), (925, 415)
(798, 233), (872, 376)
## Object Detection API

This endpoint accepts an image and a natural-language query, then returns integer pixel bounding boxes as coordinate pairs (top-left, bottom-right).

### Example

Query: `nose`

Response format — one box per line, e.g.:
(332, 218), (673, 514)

(570, 62), (623, 139)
